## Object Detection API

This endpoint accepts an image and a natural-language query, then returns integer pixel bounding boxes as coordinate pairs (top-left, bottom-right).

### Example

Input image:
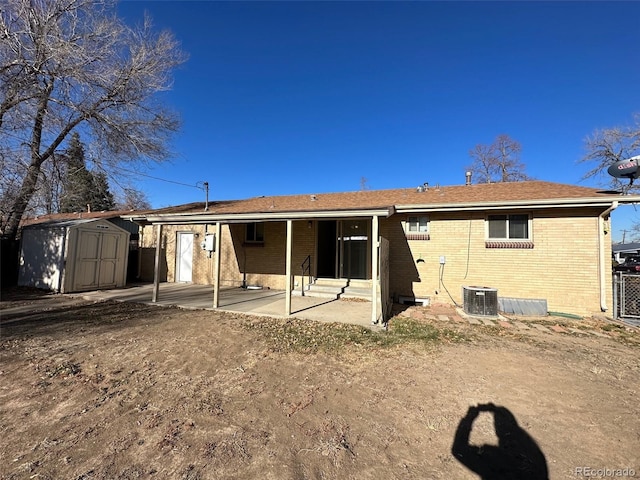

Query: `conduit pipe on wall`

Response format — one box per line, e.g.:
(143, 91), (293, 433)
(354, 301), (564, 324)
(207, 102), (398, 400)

(599, 201), (618, 312)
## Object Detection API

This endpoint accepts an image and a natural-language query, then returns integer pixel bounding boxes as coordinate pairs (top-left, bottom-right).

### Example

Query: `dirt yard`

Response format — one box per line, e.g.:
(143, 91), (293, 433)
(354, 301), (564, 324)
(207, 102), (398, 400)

(1, 288), (639, 480)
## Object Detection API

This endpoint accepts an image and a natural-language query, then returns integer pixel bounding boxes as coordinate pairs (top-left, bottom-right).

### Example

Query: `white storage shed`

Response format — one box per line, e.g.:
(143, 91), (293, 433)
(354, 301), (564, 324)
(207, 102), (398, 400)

(18, 218), (130, 293)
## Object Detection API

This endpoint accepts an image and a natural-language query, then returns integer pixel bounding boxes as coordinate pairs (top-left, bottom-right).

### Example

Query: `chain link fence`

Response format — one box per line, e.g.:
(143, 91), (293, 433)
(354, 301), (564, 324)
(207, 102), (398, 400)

(614, 273), (640, 327)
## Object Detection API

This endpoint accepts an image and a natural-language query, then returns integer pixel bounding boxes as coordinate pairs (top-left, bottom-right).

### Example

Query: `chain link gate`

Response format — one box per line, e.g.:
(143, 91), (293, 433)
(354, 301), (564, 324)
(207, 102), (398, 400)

(614, 273), (640, 326)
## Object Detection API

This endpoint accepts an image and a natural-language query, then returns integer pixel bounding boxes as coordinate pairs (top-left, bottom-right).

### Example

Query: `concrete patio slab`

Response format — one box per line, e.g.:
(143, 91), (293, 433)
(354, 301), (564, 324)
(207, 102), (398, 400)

(69, 282), (378, 328)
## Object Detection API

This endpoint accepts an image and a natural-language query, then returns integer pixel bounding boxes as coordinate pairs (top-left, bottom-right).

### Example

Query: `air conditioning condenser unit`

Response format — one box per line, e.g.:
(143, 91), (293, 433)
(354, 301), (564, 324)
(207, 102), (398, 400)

(463, 286), (498, 316)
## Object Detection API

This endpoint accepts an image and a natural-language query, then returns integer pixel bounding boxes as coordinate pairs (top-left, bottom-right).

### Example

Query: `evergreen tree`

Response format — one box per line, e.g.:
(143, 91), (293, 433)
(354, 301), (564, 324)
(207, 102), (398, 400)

(60, 133), (95, 213)
(60, 133), (115, 213)
(91, 171), (116, 212)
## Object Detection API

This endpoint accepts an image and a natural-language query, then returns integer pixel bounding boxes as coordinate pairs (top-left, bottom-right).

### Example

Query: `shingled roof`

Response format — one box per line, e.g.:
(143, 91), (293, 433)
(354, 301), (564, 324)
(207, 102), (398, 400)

(21, 209), (137, 227)
(134, 181), (624, 219)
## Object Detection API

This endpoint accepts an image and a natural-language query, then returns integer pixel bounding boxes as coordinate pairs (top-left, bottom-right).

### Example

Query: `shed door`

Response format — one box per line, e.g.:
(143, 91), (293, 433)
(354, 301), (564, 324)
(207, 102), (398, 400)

(75, 232), (101, 290)
(176, 232), (194, 283)
(74, 231), (121, 290)
(98, 233), (120, 287)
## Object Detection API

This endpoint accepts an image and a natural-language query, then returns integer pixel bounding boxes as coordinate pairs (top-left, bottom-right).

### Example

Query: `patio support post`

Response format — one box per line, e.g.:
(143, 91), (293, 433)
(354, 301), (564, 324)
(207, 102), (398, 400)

(371, 215), (379, 324)
(213, 222), (222, 308)
(152, 224), (162, 303)
(137, 228), (144, 279)
(285, 219), (293, 315)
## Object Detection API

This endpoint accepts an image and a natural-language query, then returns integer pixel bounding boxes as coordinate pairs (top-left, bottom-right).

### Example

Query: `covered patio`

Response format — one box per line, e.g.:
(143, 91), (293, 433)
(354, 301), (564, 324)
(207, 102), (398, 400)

(126, 204), (393, 326)
(73, 282), (379, 328)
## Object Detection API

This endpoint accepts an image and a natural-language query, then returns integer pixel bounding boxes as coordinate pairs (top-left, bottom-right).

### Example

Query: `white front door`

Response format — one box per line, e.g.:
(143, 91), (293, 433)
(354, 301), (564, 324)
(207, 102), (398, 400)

(176, 232), (194, 283)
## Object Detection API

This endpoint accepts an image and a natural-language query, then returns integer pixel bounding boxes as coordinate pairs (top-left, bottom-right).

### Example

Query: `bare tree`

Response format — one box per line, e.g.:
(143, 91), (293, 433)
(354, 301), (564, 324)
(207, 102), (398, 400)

(0, 0), (187, 239)
(580, 113), (640, 191)
(117, 187), (151, 211)
(466, 135), (531, 183)
(37, 154), (65, 215)
(0, 150), (25, 231)
(467, 144), (495, 184)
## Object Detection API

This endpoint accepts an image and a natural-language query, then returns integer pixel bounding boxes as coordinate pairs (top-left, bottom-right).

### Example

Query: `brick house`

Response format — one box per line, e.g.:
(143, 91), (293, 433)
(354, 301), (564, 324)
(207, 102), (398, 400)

(124, 181), (636, 321)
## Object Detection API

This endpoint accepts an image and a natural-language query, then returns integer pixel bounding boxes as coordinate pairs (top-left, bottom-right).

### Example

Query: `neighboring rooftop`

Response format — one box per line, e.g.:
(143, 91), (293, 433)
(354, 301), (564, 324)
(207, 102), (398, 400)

(613, 242), (640, 253)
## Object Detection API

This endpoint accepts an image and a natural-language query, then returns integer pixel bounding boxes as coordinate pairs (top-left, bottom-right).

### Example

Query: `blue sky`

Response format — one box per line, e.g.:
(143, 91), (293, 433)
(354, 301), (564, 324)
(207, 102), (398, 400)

(117, 1), (640, 242)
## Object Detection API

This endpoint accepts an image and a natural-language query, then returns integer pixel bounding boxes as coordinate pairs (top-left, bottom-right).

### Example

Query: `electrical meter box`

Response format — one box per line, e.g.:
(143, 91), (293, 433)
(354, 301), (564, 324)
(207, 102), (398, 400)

(201, 233), (215, 252)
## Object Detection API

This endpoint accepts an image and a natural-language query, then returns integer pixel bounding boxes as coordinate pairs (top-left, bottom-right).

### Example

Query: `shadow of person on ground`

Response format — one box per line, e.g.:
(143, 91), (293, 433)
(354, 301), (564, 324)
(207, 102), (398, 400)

(451, 403), (549, 480)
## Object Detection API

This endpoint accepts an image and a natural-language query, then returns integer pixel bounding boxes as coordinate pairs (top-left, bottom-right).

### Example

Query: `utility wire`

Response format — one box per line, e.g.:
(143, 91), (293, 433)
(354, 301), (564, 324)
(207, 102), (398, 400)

(3, 139), (202, 190)
(110, 165), (204, 189)
(440, 263), (462, 308)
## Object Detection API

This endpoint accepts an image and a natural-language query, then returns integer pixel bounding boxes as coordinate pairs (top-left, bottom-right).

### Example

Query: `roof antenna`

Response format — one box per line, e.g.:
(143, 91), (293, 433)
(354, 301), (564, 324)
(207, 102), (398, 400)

(197, 181), (210, 211)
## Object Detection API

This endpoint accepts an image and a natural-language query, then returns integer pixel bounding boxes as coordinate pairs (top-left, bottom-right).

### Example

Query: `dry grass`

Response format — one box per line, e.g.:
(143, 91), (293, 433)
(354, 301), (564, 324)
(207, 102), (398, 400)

(241, 316), (469, 354)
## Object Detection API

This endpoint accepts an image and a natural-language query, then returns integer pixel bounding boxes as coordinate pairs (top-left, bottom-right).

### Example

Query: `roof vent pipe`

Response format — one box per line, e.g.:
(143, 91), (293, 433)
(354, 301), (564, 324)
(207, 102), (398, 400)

(465, 171), (472, 185)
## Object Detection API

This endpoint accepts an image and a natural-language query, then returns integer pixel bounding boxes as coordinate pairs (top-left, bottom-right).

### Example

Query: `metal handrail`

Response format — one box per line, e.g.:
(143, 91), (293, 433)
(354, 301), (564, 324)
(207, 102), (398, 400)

(301, 255), (311, 296)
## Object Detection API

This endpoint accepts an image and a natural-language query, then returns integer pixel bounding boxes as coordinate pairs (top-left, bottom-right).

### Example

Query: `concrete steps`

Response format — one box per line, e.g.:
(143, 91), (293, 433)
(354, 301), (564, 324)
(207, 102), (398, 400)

(293, 278), (373, 301)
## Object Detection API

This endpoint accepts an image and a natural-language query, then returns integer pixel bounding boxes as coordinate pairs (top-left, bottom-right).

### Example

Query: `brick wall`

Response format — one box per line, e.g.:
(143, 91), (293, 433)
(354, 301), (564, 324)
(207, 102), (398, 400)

(382, 208), (611, 316)
(140, 208), (612, 316)
(139, 224), (212, 283)
(140, 221), (317, 290)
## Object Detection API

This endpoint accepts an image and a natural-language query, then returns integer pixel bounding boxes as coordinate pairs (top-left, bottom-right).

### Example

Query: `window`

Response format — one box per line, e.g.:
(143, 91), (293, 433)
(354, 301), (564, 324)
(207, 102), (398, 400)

(405, 216), (430, 240)
(245, 222), (264, 243)
(486, 214), (533, 248)
(487, 214), (529, 239)
(407, 216), (429, 233)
